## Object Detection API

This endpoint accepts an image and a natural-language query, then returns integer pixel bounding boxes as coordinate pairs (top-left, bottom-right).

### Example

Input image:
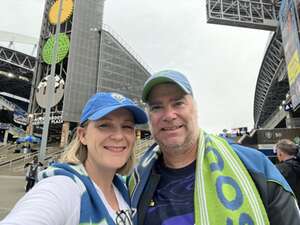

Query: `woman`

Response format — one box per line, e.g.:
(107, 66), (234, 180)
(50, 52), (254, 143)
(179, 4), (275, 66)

(0, 92), (148, 225)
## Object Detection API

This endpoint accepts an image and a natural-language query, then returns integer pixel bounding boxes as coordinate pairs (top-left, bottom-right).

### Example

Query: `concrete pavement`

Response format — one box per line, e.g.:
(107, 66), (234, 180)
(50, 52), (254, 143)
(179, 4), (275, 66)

(0, 175), (25, 220)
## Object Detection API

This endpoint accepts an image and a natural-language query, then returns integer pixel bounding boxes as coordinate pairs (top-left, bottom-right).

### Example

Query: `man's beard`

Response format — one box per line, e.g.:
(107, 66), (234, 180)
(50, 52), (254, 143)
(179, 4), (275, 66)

(156, 130), (198, 154)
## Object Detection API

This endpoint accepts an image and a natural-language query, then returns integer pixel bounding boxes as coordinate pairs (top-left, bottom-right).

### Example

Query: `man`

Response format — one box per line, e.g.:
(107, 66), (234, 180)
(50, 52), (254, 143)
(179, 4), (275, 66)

(129, 70), (300, 225)
(24, 156), (43, 192)
(275, 139), (300, 205)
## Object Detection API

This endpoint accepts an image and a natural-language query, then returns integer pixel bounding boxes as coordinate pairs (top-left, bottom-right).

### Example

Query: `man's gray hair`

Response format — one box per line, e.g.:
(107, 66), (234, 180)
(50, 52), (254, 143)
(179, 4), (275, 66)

(275, 139), (299, 156)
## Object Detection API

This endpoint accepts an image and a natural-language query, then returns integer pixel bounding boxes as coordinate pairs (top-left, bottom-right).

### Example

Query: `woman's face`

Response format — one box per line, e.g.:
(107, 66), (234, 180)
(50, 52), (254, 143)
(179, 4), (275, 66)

(78, 108), (136, 173)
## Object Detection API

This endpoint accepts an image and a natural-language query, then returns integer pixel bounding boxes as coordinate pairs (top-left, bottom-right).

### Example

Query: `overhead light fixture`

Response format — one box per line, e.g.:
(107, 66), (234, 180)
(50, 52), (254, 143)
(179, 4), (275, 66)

(0, 71), (7, 76)
(18, 75), (30, 82)
(7, 72), (15, 78)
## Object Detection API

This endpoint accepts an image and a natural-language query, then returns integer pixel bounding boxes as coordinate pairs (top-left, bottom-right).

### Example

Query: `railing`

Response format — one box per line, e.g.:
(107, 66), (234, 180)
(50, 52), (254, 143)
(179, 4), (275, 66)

(8, 124), (25, 137)
(135, 137), (155, 159)
(0, 155), (7, 162)
(0, 123), (25, 137)
(0, 146), (64, 171)
(0, 138), (153, 173)
(0, 151), (37, 169)
(12, 150), (64, 173)
(0, 144), (18, 154)
(0, 144), (11, 152)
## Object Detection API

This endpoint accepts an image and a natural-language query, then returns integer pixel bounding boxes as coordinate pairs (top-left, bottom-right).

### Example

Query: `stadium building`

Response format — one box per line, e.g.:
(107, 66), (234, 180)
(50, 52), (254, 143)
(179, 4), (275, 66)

(0, 33), (37, 143)
(207, 0), (300, 157)
(0, 0), (151, 147)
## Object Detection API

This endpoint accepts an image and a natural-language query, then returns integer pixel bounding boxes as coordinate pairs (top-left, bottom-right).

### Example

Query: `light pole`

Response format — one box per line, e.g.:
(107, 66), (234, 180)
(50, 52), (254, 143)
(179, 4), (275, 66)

(39, 0), (64, 163)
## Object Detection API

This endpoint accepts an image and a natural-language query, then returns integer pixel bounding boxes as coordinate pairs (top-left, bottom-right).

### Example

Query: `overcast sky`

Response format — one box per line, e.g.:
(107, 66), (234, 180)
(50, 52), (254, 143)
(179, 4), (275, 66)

(0, 0), (271, 133)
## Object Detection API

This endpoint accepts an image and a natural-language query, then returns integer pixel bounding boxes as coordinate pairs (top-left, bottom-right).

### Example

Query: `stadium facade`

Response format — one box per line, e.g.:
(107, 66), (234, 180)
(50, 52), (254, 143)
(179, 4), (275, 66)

(207, 0), (300, 149)
(0, 0), (151, 145)
(0, 45), (36, 142)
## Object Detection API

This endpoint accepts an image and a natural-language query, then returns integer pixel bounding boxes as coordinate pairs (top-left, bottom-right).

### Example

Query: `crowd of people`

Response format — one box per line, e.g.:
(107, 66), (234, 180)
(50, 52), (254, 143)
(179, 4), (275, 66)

(0, 70), (299, 225)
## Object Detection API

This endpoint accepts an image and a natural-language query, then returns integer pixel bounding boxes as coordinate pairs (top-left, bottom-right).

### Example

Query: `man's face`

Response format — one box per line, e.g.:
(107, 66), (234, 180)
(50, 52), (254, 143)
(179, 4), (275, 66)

(147, 83), (198, 153)
(276, 149), (284, 162)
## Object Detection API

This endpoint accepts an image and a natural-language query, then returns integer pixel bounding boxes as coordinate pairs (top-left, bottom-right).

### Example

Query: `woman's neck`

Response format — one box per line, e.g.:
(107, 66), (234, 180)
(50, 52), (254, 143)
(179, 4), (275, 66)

(84, 160), (119, 211)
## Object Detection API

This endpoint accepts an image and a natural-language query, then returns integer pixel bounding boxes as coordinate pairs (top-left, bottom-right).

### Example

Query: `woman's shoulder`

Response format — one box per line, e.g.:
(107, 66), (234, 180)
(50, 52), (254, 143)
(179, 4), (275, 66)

(2, 176), (81, 225)
(37, 175), (82, 190)
(28, 175), (82, 209)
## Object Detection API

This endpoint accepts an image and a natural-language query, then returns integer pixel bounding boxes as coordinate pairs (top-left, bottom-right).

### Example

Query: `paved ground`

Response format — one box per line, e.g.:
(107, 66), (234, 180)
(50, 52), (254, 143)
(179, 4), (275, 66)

(0, 175), (25, 220)
(0, 144), (63, 220)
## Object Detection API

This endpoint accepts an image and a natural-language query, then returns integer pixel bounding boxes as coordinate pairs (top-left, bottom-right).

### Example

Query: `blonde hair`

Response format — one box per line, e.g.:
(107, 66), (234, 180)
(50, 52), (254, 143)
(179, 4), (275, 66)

(60, 123), (136, 176)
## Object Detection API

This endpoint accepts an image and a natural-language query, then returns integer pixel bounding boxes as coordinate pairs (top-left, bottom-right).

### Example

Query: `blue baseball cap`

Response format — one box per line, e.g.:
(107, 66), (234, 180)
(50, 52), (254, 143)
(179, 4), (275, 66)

(142, 70), (193, 102)
(80, 92), (148, 125)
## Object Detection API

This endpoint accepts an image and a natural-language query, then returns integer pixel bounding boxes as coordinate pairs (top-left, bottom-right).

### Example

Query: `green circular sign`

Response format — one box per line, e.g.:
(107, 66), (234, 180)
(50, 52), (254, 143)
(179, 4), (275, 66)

(42, 33), (70, 65)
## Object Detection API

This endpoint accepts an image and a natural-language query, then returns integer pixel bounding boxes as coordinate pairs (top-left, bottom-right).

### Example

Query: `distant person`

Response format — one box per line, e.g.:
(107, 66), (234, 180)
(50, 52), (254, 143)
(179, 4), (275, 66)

(47, 157), (56, 166)
(1, 92), (147, 225)
(275, 139), (300, 205)
(24, 155), (43, 192)
(129, 70), (300, 225)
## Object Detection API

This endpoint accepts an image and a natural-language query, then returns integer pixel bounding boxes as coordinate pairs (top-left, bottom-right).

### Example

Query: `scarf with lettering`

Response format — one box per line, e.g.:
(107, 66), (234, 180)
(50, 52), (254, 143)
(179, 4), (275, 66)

(194, 130), (269, 225)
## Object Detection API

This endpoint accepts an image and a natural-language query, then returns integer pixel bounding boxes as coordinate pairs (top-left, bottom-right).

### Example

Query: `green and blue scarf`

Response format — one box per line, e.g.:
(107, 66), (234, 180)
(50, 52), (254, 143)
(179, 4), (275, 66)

(129, 129), (270, 225)
(39, 163), (130, 225)
(195, 130), (269, 225)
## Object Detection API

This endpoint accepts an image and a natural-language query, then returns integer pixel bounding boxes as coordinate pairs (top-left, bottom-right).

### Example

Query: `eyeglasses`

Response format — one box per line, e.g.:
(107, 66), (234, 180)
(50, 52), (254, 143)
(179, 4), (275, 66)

(115, 209), (133, 225)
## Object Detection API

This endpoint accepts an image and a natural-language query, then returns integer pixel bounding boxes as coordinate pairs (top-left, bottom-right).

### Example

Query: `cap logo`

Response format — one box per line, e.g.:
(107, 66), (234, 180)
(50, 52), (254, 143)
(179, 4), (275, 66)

(111, 93), (126, 103)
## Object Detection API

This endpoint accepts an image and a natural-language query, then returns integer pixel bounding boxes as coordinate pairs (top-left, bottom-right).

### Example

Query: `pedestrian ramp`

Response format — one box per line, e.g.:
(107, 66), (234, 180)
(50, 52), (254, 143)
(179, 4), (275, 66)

(0, 123), (26, 138)
(0, 146), (64, 176)
(135, 137), (155, 160)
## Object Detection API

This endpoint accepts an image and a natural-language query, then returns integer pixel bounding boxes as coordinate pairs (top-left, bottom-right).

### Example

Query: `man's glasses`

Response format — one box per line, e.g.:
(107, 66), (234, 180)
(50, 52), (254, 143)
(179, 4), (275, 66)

(115, 209), (133, 225)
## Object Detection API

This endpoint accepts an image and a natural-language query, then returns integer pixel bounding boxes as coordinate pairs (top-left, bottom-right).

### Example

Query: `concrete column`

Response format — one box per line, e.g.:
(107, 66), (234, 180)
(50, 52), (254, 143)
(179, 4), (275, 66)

(26, 114), (33, 135)
(286, 112), (294, 128)
(3, 130), (9, 145)
(60, 121), (70, 148)
(136, 129), (141, 140)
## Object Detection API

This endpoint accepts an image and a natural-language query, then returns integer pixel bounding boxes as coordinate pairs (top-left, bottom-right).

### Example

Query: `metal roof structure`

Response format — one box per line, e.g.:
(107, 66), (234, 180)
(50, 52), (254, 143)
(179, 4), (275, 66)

(0, 45), (35, 109)
(254, 28), (289, 127)
(206, 0), (280, 30)
(207, 0), (291, 128)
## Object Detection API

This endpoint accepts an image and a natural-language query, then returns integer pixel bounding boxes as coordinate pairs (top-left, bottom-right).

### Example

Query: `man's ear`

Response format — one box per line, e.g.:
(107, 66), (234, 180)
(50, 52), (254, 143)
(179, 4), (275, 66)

(77, 127), (87, 145)
(277, 150), (284, 161)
